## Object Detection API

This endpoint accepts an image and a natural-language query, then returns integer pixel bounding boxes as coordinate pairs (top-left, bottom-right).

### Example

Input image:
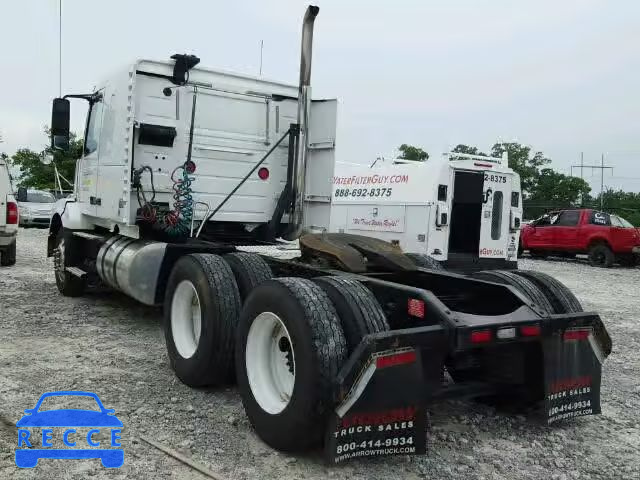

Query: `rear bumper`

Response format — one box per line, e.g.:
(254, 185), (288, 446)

(20, 217), (51, 227)
(0, 230), (17, 247)
(326, 310), (609, 463)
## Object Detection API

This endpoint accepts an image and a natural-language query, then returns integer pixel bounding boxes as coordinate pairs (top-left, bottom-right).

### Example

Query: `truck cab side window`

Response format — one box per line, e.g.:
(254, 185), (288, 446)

(555, 210), (579, 226)
(84, 99), (104, 155)
(590, 211), (611, 226)
(535, 215), (552, 226)
(610, 215), (623, 227)
(491, 191), (503, 240)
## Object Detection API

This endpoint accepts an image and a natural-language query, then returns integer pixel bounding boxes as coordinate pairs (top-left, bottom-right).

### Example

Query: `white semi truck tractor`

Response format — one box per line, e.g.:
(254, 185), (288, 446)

(46, 5), (610, 463)
(331, 152), (523, 272)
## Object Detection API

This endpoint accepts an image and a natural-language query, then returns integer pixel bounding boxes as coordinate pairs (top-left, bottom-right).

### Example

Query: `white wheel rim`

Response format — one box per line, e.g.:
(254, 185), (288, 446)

(171, 280), (202, 359)
(246, 312), (296, 415)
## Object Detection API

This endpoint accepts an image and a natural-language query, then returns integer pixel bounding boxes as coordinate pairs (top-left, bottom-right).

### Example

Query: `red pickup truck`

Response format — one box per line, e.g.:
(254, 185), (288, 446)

(520, 208), (640, 267)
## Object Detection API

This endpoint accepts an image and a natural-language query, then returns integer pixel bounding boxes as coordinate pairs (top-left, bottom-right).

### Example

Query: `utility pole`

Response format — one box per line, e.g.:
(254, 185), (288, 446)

(259, 40), (264, 76)
(600, 153), (605, 210)
(59, 0), (62, 97)
(571, 153), (613, 211)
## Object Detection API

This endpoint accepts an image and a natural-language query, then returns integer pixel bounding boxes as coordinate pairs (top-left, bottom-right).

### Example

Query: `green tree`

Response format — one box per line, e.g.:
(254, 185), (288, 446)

(398, 144), (429, 161)
(10, 129), (82, 190)
(593, 189), (640, 226)
(528, 168), (591, 205)
(490, 142), (551, 197)
(451, 144), (487, 156)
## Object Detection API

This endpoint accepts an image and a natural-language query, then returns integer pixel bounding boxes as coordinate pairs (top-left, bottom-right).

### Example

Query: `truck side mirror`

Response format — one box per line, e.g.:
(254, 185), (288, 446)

(51, 98), (70, 151)
(17, 187), (27, 202)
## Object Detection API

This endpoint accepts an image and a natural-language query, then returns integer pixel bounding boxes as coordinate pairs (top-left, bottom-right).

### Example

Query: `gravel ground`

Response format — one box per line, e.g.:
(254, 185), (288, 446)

(0, 228), (639, 479)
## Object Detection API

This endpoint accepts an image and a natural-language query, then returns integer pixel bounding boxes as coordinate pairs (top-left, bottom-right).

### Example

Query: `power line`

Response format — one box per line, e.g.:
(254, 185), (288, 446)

(571, 153), (613, 210)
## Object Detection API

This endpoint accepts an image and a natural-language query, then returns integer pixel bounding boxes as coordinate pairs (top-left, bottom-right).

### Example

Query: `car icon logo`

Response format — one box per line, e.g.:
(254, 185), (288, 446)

(15, 391), (124, 468)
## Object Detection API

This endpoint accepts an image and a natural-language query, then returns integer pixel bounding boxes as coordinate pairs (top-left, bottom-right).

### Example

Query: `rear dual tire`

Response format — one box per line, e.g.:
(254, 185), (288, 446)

(236, 276), (389, 452)
(164, 254), (241, 387)
(235, 278), (347, 452)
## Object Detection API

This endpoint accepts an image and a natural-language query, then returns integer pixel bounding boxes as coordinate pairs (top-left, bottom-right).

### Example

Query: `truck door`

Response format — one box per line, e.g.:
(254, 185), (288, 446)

(479, 172), (510, 259)
(527, 215), (554, 249)
(552, 210), (581, 249)
(78, 93), (105, 217)
(449, 170), (483, 256)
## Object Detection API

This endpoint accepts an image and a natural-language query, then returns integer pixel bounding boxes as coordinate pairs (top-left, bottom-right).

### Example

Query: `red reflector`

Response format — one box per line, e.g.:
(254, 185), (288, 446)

(6, 202), (18, 224)
(474, 162), (493, 168)
(470, 329), (492, 344)
(520, 325), (541, 337)
(184, 160), (196, 174)
(407, 298), (425, 318)
(258, 167), (269, 180)
(376, 351), (417, 369)
(564, 329), (590, 341)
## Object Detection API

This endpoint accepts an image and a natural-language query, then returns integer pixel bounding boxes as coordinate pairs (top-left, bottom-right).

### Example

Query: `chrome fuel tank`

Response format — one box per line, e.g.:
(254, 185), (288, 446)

(96, 235), (167, 305)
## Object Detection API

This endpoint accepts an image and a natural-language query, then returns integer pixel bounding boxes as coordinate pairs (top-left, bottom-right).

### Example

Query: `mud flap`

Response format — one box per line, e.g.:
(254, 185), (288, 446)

(325, 327), (447, 463)
(543, 327), (603, 424)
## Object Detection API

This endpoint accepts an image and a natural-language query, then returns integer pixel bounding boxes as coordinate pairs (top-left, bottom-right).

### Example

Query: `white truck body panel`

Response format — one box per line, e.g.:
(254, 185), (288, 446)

(67, 59), (336, 236)
(330, 153), (522, 265)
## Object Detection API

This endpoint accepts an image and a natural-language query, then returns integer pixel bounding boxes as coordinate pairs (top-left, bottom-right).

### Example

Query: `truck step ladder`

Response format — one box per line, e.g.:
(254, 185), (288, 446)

(65, 266), (87, 278)
(72, 231), (105, 241)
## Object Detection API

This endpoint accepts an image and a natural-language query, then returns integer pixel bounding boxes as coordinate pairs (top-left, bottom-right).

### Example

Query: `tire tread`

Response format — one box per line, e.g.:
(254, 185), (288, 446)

(472, 270), (554, 313)
(313, 276), (389, 351)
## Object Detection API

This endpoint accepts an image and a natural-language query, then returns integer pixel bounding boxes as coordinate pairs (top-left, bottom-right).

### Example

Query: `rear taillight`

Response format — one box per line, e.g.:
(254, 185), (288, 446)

(470, 329), (492, 344)
(376, 350), (417, 369)
(6, 201), (18, 224)
(564, 328), (590, 341)
(407, 298), (425, 318)
(520, 325), (541, 337)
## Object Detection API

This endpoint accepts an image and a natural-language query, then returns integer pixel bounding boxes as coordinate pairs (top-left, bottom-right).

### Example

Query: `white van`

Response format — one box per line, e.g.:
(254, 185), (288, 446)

(330, 152), (523, 272)
(0, 159), (18, 266)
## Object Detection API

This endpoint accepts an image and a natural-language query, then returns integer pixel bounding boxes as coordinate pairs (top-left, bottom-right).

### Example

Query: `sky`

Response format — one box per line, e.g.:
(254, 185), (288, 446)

(1, 0), (639, 195)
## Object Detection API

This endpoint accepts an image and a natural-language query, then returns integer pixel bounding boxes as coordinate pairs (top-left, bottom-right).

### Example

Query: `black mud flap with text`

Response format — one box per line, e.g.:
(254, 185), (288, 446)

(543, 326), (604, 424)
(325, 326), (446, 464)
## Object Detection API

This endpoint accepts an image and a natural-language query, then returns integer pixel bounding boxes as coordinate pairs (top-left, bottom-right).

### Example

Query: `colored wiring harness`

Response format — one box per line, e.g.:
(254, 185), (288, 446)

(163, 161), (195, 236)
(133, 160), (196, 237)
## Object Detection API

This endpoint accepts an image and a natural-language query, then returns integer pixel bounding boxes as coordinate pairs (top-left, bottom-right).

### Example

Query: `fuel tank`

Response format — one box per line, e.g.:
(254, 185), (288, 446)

(96, 235), (167, 305)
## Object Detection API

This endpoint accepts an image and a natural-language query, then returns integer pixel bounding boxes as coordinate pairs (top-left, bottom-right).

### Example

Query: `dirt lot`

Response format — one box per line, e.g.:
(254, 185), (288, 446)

(1, 228), (639, 479)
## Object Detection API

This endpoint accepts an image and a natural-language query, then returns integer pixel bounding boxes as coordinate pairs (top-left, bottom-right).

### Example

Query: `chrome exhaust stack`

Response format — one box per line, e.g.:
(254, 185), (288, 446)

(284, 5), (319, 241)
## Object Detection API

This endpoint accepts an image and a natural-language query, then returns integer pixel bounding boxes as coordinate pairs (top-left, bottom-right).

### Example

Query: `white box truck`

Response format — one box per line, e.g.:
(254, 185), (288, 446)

(330, 152), (523, 272)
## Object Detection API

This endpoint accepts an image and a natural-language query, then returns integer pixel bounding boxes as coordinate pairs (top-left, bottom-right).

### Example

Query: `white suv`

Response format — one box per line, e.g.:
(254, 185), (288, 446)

(0, 160), (18, 266)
